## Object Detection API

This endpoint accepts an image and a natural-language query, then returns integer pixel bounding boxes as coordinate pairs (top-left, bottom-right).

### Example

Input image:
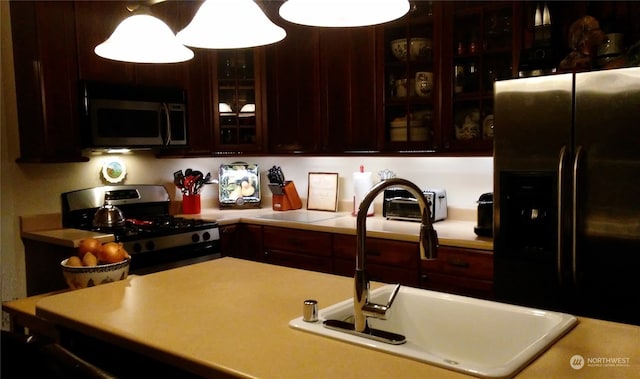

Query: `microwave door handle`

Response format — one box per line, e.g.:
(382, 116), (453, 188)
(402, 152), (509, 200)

(162, 102), (172, 146)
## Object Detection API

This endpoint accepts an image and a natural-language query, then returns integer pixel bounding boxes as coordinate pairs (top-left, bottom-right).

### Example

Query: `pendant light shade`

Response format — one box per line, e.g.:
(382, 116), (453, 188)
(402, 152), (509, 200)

(279, 0), (411, 28)
(95, 12), (194, 64)
(177, 0), (286, 49)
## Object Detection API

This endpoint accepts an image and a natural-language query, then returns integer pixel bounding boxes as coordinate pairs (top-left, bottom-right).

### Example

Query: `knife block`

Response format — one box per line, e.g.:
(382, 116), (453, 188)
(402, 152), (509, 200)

(269, 181), (302, 211)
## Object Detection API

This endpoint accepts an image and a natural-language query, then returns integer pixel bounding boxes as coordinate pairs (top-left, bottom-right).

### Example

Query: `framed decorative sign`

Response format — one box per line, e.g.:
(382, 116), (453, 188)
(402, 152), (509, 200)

(307, 172), (339, 212)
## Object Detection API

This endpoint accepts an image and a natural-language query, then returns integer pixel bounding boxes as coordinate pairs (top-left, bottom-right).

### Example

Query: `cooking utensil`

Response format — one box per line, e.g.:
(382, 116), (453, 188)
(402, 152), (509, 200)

(175, 169), (211, 196)
(93, 193), (125, 229)
(174, 170), (186, 193)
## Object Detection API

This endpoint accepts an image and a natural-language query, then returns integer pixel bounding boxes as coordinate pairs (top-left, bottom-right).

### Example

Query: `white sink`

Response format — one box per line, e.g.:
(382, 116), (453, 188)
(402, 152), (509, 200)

(289, 285), (577, 378)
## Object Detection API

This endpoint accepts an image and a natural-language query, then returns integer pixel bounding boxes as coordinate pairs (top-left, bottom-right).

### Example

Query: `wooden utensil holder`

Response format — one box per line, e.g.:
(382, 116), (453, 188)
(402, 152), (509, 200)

(270, 181), (302, 211)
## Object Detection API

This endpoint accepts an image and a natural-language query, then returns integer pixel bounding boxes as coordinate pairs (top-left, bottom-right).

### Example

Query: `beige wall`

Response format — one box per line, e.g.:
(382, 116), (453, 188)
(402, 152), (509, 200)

(0, 2), (492, 325)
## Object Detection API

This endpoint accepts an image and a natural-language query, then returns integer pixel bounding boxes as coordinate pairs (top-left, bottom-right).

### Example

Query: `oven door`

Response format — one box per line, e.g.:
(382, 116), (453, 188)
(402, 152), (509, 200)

(128, 240), (221, 275)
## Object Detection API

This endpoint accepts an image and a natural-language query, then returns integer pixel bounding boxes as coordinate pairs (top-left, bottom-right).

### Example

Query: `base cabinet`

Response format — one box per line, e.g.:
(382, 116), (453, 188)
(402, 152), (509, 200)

(420, 246), (494, 299)
(23, 240), (74, 296)
(227, 223), (262, 261)
(261, 226), (332, 274)
(333, 234), (420, 287)
(237, 224), (493, 299)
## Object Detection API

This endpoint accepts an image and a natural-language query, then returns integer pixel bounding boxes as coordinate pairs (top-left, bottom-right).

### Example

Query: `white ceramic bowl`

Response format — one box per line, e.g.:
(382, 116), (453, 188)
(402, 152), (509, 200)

(61, 257), (130, 290)
(391, 38), (432, 61)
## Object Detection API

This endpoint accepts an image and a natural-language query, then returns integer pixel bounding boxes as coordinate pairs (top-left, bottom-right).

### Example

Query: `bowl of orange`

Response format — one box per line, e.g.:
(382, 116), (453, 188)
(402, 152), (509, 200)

(61, 239), (131, 290)
(61, 256), (130, 290)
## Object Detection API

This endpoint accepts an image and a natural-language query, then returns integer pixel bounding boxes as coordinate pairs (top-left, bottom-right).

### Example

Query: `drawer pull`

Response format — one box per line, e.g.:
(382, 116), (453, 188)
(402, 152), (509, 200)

(447, 258), (470, 268)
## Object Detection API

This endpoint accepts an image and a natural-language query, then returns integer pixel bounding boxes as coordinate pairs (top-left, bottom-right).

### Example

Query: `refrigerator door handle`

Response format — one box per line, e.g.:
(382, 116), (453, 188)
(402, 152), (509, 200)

(572, 145), (584, 286)
(557, 145), (567, 286)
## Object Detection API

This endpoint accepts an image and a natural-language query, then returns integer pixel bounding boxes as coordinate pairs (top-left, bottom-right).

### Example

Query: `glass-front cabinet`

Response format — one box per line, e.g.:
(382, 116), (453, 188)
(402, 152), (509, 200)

(442, 2), (521, 153)
(213, 49), (265, 153)
(383, 2), (439, 152)
(382, 2), (520, 155)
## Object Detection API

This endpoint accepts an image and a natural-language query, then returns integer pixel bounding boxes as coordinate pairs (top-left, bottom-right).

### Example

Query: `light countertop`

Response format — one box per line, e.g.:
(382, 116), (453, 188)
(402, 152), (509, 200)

(31, 258), (639, 378)
(22, 208), (492, 251)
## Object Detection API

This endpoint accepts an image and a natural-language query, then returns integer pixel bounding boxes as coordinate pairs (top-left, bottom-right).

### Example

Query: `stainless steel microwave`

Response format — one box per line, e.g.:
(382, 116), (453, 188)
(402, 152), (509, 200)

(81, 81), (188, 149)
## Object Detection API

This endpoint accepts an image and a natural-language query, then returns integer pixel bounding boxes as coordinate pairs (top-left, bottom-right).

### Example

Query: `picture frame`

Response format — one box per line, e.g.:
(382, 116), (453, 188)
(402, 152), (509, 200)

(307, 172), (339, 212)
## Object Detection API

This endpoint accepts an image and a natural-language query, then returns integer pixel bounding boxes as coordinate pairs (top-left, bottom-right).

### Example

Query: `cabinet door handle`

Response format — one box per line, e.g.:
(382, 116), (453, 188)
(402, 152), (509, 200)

(446, 258), (470, 268)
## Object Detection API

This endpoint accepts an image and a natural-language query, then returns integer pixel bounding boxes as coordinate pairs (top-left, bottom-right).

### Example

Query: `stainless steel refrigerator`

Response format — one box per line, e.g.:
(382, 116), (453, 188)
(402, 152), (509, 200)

(493, 67), (640, 325)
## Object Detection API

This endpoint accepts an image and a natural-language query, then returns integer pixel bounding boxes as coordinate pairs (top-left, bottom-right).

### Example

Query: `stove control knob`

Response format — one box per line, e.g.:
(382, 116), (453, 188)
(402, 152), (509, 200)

(202, 231), (211, 241)
(132, 243), (142, 253)
(146, 241), (155, 251)
(192, 233), (200, 243)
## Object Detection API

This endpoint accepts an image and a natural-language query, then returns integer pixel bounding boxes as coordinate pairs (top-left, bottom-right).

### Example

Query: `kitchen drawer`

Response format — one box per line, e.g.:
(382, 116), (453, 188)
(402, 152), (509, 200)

(421, 246), (493, 280)
(263, 249), (332, 274)
(263, 226), (332, 257)
(333, 234), (419, 270)
(420, 272), (493, 300)
(334, 258), (420, 287)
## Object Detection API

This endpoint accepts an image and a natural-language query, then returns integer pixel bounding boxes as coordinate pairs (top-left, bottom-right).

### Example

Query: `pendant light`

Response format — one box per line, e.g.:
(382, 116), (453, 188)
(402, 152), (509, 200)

(279, 0), (410, 28)
(95, 7), (194, 64)
(177, 0), (286, 49)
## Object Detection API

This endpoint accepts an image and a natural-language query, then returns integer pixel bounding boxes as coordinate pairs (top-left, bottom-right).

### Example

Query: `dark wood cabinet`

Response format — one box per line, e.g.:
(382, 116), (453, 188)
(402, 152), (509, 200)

(261, 226), (333, 273)
(381, 2), (441, 153)
(219, 224), (239, 257)
(420, 246), (494, 299)
(380, 2), (521, 156)
(333, 234), (420, 287)
(74, 1), (134, 85)
(223, 223), (263, 261)
(10, 1), (87, 163)
(264, 5), (379, 154)
(13, 1), (640, 159)
(211, 49), (267, 153)
(225, 222), (493, 298)
(318, 28), (380, 153)
(439, 2), (522, 154)
(265, 22), (321, 153)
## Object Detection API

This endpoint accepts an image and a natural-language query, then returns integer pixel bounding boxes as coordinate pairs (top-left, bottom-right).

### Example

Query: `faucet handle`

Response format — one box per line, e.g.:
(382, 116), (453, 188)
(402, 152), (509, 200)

(361, 284), (401, 320)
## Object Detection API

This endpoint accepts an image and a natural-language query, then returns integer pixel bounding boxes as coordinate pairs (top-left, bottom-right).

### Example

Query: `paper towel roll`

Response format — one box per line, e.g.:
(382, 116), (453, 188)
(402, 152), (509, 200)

(353, 171), (374, 216)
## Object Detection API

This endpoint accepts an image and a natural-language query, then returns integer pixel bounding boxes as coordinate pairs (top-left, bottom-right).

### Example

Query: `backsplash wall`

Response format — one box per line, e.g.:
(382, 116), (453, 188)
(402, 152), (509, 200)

(13, 152), (493, 216)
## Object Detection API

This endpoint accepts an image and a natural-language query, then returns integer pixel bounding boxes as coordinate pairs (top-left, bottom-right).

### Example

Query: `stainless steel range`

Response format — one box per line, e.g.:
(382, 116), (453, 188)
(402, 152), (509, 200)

(61, 185), (221, 274)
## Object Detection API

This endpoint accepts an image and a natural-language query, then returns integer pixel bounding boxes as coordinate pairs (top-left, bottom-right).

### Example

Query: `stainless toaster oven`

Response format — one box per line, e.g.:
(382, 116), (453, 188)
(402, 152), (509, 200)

(383, 188), (447, 222)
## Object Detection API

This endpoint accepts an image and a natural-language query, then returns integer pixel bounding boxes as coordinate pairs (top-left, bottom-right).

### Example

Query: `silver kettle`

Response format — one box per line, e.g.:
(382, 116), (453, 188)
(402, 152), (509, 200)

(93, 194), (125, 229)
